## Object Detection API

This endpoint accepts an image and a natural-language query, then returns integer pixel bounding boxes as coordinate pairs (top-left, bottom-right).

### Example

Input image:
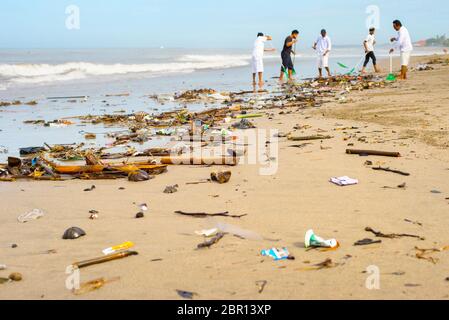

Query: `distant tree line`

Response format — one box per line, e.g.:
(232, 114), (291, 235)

(426, 34), (449, 46)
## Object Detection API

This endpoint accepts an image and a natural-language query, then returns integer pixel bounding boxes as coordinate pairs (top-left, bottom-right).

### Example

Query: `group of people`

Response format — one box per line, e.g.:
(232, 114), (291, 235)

(251, 19), (414, 87)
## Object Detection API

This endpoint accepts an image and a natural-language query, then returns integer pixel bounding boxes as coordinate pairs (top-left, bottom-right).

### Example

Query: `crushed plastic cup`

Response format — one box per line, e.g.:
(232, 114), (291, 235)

(305, 230), (339, 249)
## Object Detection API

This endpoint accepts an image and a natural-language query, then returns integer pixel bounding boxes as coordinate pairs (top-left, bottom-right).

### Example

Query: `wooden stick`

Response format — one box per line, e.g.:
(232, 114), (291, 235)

(365, 227), (424, 240)
(372, 167), (410, 176)
(175, 211), (247, 219)
(346, 149), (401, 157)
(73, 251), (138, 269)
(288, 135), (333, 141)
(197, 233), (225, 249)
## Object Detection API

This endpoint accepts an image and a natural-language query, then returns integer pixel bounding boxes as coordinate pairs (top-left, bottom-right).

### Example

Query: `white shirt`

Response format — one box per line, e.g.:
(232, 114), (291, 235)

(394, 26), (413, 52)
(252, 36), (268, 58)
(365, 34), (375, 52)
(315, 36), (332, 55)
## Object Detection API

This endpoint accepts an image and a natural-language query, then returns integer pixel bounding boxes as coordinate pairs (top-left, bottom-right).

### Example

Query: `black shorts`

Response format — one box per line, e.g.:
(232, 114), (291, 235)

(281, 53), (294, 71)
(364, 51), (377, 67)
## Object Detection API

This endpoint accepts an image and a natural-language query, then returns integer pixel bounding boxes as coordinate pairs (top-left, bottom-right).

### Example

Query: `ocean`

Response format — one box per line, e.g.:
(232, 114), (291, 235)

(0, 46), (443, 161)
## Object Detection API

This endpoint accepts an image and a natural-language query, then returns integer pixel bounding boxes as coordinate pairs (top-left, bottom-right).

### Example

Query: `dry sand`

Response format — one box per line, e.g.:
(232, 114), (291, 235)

(1, 55), (449, 300)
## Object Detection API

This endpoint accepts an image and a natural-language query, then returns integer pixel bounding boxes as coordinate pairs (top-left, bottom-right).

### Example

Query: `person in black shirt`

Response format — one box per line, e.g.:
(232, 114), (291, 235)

(279, 30), (299, 82)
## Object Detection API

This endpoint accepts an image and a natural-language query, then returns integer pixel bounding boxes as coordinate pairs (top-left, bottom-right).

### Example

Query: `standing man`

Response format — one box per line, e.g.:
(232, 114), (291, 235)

(389, 20), (413, 80)
(313, 29), (332, 78)
(252, 33), (273, 87)
(361, 27), (380, 73)
(279, 30), (299, 82)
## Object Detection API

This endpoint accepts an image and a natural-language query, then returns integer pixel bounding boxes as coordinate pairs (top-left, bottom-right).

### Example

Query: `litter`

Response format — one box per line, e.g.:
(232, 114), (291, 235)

(164, 185), (179, 193)
(176, 289), (198, 300)
(8, 273), (22, 282)
(175, 211), (247, 219)
(330, 176), (359, 186)
(256, 280), (267, 294)
(139, 203), (148, 212)
(261, 248), (293, 261)
(161, 156), (238, 166)
(73, 277), (120, 295)
(135, 212), (145, 219)
(84, 185), (96, 192)
(128, 170), (151, 182)
(103, 241), (135, 255)
(72, 250), (138, 269)
(231, 119), (256, 130)
(214, 221), (263, 240)
(197, 232), (225, 249)
(354, 238), (382, 246)
(0, 264), (6, 270)
(404, 219), (422, 226)
(365, 227), (425, 240)
(195, 228), (219, 237)
(305, 230), (339, 249)
(288, 134), (333, 141)
(346, 149), (401, 157)
(210, 171), (232, 184)
(17, 209), (45, 223)
(62, 227), (86, 240)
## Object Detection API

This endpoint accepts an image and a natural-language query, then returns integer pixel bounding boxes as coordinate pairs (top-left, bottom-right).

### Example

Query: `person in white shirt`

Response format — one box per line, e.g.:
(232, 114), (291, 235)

(361, 27), (380, 74)
(389, 20), (413, 80)
(252, 32), (273, 87)
(313, 29), (332, 78)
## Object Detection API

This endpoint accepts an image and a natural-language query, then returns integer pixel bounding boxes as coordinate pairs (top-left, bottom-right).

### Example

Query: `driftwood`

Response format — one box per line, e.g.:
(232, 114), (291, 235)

(354, 238), (382, 246)
(346, 149), (401, 157)
(161, 156), (238, 166)
(365, 227), (425, 240)
(197, 233), (225, 249)
(372, 167), (410, 176)
(73, 251), (138, 269)
(175, 211), (247, 219)
(288, 135), (333, 141)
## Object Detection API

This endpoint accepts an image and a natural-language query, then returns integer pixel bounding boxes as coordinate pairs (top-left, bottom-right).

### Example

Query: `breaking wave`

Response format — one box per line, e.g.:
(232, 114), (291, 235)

(0, 54), (251, 85)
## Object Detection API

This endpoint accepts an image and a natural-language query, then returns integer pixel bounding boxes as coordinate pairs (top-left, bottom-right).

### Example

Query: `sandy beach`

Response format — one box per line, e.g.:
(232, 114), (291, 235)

(1, 55), (449, 300)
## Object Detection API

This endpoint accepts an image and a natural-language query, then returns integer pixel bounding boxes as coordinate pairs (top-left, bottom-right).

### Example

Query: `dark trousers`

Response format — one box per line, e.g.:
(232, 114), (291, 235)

(364, 51), (377, 67)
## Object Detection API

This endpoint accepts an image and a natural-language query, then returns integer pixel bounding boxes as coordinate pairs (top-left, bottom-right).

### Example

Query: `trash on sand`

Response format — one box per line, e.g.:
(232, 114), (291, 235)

(195, 228), (219, 237)
(72, 250), (138, 269)
(231, 119), (256, 130)
(430, 190), (442, 194)
(17, 209), (45, 223)
(404, 219), (422, 226)
(354, 238), (382, 246)
(139, 203), (148, 212)
(84, 185), (96, 192)
(128, 170), (151, 182)
(261, 248), (293, 261)
(84, 133), (97, 140)
(135, 212), (145, 219)
(175, 211), (247, 219)
(288, 134), (333, 141)
(214, 221), (263, 240)
(176, 289), (198, 300)
(8, 272), (22, 282)
(346, 149), (401, 157)
(197, 232), (225, 249)
(330, 176), (359, 186)
(372, 166), (410, 176)
(73, 277), (120, 295)
(103, 241), (135, 255)
(0, 264), (7, 270)
(164, 184), (179, 193)
(89, 211), (99, 220)
(415, 246), (449, 264)
(63, 227), (86, 240)
(256, 280), (268, 294)
(211, 171), (232, 184)
(365, 227), (425, 240)
(305, 230), (339, 249)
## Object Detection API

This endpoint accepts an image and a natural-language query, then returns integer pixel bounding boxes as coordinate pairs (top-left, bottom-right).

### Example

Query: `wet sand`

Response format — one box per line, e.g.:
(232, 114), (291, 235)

(1, 55), (449, 300)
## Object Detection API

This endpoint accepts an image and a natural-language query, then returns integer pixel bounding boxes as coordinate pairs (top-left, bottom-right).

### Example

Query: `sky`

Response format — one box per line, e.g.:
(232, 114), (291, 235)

(0, 0), (448, 49)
